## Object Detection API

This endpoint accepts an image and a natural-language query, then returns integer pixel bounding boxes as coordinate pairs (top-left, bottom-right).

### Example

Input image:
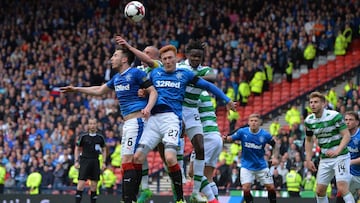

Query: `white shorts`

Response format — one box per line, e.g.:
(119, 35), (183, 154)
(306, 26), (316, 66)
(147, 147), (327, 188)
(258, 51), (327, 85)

(204, 132), (223, 167)
(183, 106), (203, 140)
(241, 167), (274, 185)
(138, 112), (182, 152)
(121, 117), (145, 155)
(317, 153), (352, 185)
(349, 175), (360, 195)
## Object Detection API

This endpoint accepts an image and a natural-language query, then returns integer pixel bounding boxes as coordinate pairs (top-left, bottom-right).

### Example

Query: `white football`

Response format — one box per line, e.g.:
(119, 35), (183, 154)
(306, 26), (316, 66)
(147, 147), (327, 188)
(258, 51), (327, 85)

(124, 1), (145, 23)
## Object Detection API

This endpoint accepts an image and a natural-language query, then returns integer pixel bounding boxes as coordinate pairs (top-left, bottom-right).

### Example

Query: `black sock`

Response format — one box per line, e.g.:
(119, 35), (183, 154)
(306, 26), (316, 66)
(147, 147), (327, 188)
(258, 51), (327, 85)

(90, 191), (97, 203)
(168, 164), (183, 201)
(244, 190), (254, 203)
(268, 189), (277, 203)
(75, 190), (83, 203)
(122, 163), (137, 203)
(134, 164), (143, 196)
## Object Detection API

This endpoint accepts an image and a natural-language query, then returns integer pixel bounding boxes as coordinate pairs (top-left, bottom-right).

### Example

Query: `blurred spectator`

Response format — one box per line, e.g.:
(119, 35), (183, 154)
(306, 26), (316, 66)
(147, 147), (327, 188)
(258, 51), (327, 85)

(228, 110), (239, 133)
(326, 88), (338, 109)
(249, 66), (266, 96)
(227, 168), (241, 190)
(40, 164), (54, 193)
(286, 164), (302, 197)
(302, 171), (316, 191)
(102, 165), (117, 195)
(15, 167), (28, 189)
(0, 162), (5, 193)
(272, 168), (283, 191)
(269, 118), (281, 137)
(303, 40), (317, 70)
(285, 106), (301, 128)
(334, 30), (346, 56)
(213, 167), (229, 193)
(285, 58), (293, 83)
(26, 167), (42, 195)
(237, 77), (251, 106)
(53, 163), (65, 191)
(68, 164), (79, 187)
(110, 139), (122, 168)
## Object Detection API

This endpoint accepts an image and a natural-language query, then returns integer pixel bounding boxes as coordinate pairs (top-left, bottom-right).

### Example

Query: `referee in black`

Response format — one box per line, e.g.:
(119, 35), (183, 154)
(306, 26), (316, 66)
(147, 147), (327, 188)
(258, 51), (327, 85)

(74, 118), (106, 203)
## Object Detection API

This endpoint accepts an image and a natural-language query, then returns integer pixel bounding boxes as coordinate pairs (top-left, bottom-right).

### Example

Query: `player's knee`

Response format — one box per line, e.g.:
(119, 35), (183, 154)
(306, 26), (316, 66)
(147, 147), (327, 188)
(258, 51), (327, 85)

(316, 188), (327, 197)
(133, 152), (145, 164)
(336, 182), (350, 196)
(266, 184), (276, 191)
(122, 154), (133, 163)
(165, 155), (177, 166)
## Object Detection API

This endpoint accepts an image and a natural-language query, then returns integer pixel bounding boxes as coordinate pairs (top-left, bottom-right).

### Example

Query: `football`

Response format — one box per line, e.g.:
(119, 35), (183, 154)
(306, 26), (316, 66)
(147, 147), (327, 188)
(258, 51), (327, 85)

(124, 1), (145, 23)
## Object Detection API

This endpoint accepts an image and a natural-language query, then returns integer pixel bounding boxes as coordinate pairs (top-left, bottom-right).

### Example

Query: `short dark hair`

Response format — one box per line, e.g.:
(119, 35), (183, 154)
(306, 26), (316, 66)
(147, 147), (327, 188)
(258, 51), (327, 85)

(345, 111), (360, 121)
(116, 46), (135, 65)
(186, 40), (205, 53)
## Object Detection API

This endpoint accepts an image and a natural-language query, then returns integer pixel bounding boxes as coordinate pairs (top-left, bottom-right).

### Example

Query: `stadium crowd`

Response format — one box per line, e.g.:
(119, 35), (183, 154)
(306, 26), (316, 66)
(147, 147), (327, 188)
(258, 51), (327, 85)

(0, 0), (360, 197)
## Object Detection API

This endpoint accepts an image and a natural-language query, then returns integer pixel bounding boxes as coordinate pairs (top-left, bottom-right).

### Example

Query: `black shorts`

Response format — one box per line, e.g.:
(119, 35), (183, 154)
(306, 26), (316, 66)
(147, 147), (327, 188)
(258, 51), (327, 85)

(78, 158), (100, 181)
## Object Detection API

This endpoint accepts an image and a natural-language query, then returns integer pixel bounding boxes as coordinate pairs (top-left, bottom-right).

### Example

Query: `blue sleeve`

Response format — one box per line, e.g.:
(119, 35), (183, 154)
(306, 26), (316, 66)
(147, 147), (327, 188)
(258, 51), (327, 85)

(265, 131), (273, 144)
(106, 75), (115, 89)
(195, 78), (230, 103)
(230, 129), (242, 141)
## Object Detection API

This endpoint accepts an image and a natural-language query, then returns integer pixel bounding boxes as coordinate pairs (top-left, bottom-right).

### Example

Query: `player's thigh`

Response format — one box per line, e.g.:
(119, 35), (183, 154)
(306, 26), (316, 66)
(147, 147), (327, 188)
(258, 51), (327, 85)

(204, 134), (223, 167)
(349, 175), (360, 195)
(121, 118), (145, 155)
(240, 168), (256, 185)
(138, 116), (162, 151)
(334, 155), (352, 183)
(317, 159), (335, 185)
(183, 106), (203, 139)
(255, 168), (274, 185)
(159, 113), (182, 147)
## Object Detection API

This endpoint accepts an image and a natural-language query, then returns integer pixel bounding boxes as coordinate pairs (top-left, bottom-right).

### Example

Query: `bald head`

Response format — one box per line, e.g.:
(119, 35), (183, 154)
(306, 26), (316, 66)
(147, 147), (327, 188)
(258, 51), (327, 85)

(144, 46), (159, 60)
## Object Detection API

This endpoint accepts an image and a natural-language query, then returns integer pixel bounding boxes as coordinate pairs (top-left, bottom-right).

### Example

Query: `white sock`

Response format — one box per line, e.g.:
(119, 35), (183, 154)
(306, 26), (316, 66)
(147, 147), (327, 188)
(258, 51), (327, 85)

(141, 160), (149, 190)
(316, 195), (329, 203)
(200, 176), (215, 201)
(209, 182), (218, 198)
(193, 159), (205, 193)
(343, 192), (355, 203)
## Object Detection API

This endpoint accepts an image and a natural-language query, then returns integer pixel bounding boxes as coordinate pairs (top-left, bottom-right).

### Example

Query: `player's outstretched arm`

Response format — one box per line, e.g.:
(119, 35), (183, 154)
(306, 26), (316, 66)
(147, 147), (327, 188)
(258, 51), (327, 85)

(60, 84), (111, 96)
(194, 77), (236, 111)
(115, 35), (155, 67)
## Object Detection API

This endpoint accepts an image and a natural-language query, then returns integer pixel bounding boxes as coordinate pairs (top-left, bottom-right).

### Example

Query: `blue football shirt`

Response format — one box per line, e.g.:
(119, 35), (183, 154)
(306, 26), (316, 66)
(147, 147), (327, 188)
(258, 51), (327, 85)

(149, 67), (194, 118)
(106, 67), (149, 117)
(348, 128), (360, 176)
(230, 127), (273, 171)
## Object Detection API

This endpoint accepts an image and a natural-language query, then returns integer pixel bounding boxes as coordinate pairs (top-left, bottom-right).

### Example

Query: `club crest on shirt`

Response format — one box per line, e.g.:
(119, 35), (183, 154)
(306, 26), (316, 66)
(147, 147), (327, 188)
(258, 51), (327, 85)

(176, 72), (183, 80)
(354, 138), (359, 146)
(125, 74), (132, 81)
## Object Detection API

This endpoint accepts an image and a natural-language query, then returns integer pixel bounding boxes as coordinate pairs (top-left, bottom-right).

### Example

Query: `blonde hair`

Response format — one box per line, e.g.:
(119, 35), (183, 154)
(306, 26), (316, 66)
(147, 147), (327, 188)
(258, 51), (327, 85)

(309, 91), (326, 103)
(248, 113), (262, 124)
(159, 45), (177, 57)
